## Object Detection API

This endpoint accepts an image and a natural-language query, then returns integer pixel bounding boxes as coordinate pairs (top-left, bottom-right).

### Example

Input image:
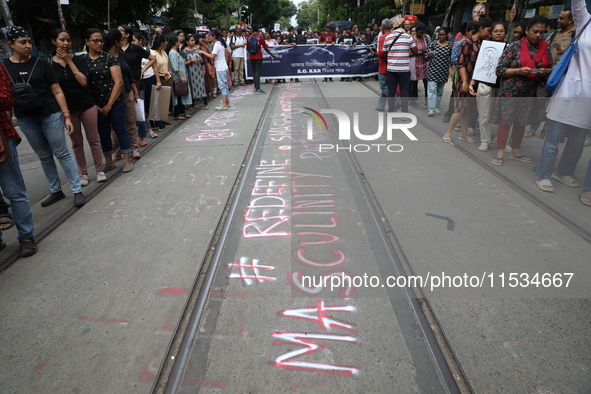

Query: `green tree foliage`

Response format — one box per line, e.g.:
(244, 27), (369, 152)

(65, 0), (168, 25)
(244, 0), (297, 29)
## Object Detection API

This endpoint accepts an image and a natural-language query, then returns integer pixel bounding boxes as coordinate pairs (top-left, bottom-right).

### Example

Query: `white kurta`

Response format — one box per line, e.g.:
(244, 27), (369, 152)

(546, 0), (591, 129)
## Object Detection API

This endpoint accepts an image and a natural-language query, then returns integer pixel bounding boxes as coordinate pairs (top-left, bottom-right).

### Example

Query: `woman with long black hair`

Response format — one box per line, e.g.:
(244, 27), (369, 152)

(50, 28), (105, 184)
(2, 26), (85, 207)
(84, 28), (134, 173)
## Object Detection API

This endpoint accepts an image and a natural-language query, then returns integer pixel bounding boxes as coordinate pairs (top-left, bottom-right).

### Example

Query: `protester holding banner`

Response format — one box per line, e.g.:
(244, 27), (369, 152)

(320, 24), (336, 82)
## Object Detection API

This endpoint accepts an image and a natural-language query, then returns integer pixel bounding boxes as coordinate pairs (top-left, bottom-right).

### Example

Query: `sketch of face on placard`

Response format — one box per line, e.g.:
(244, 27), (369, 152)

(472, 3), (488, 21)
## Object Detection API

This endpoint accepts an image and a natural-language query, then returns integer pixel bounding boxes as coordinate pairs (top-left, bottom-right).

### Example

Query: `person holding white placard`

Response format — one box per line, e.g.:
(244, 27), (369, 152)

(473, 22), (507, 152)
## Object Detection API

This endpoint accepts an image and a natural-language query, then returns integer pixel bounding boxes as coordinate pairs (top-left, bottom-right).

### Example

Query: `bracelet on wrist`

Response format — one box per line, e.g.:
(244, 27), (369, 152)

(64, 115), (71, 119)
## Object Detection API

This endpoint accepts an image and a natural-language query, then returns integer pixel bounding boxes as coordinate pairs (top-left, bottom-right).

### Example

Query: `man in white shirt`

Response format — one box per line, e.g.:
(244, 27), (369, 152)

(230, 26), (247, 86)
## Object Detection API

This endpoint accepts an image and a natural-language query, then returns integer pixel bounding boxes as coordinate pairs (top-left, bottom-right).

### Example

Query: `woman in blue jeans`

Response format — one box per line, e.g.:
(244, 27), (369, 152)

(84, 28), (134, 173)
(2, 26), (85, 208)
(535, 0), (590, 195)
(0, 52), (37, 257)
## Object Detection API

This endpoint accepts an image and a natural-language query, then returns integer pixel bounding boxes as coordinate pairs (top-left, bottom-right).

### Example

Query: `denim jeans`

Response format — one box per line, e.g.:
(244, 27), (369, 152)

(18, 111), (82, 194)
(535, 119), (587, 180)
(97, 99), (131, 156)
(217, 69), (230, 97)
(0, 138), (34, 241)
(427, 81), (444, 111)
(250, 59), (263, 90)
(377, 73), (388, 110)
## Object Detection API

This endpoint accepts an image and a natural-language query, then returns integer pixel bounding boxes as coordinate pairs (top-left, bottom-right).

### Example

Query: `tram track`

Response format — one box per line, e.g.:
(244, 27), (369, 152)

(309, 79), (468, 394)
(151, 79), (469, 393)
(153, 85), (280, 394)
(0, 105), (206, 274)
(360, 80), (591, 244)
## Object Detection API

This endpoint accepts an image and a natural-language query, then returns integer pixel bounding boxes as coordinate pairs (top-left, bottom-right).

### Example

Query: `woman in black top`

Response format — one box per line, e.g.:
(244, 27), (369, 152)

(2, 26), (85, 208)
(51, 29), (106, 184)
(84, 28), (134, 173)
(104, 29), (141, 161)
(119, 25), (158, 146)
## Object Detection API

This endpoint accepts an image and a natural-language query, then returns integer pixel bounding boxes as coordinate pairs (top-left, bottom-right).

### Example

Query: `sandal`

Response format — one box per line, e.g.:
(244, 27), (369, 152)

(536, 179), (554, 192)
(150, 130), (159, 138)
(552, 174), (579, 188)
(164, 121), (172, 125)
(0, 216), (14, 231)
(508, 154), (533, 163)
(184, 114), (192, 118)
(524, 130), (536, 138)
(173, 116), (186, 120)
(579, 191), (591, 207)
(458, 135), (476, 143)
(139, 138), (148, 147)
(442, 136), (452, 144)
(203, 106), (209, 110)
(492, 157), (504, 166)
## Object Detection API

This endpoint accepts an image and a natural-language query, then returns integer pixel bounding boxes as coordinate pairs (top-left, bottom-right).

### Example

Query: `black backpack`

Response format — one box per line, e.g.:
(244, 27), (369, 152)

(7, 57), (43, 114)
(248, 35), (260, 54)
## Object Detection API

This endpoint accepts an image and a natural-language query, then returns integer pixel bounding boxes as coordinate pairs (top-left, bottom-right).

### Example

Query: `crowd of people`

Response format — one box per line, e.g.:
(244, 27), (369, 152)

(373, 0), (590, 210)
(0, 0), (589, 258)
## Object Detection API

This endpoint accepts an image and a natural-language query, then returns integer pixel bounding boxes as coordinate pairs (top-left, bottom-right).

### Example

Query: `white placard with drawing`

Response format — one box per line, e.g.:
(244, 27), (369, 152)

(472, 40), (507, 84)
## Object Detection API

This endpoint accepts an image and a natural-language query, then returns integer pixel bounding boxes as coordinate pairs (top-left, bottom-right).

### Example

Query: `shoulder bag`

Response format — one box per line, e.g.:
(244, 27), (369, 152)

(546, 18), (591, 94)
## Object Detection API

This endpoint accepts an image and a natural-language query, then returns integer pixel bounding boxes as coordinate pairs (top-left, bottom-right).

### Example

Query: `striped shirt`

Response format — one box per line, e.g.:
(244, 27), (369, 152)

(384, 28), (416, 72)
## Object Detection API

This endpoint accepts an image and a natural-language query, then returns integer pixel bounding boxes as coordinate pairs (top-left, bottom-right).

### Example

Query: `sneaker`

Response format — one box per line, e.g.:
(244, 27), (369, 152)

(122, 162), (134, 173)
(41, 191), (65, 207)
(504, 146), (512, 153)
(427, 110), (435, 117)
(80, 174), (90, 186)
(132, 148), (141, 159)
(97, 172), (107, 182)
(467, 127), (475, 136)
(19, 237), (37, 257)
(74, 192), (86, 207)
(585, 138), (591, 147)
(254, 89), (261, 94)
(478, 142), (488, 152)
(434, 108), (442, 114)
(375, 107), (385, 112)
(258, 89), (266, 94)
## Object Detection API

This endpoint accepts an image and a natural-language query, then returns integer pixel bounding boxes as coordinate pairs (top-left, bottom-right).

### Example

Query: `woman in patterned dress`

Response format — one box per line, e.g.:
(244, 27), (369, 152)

(490, 16), (552, 166)
(167, 35), (193, 120)
(184, 34), (209, 110)
(196, 34), (213, 97)
(409, 23), (430, 108)
(443, 18), (493, 144)
(426, 27), (452, 116)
